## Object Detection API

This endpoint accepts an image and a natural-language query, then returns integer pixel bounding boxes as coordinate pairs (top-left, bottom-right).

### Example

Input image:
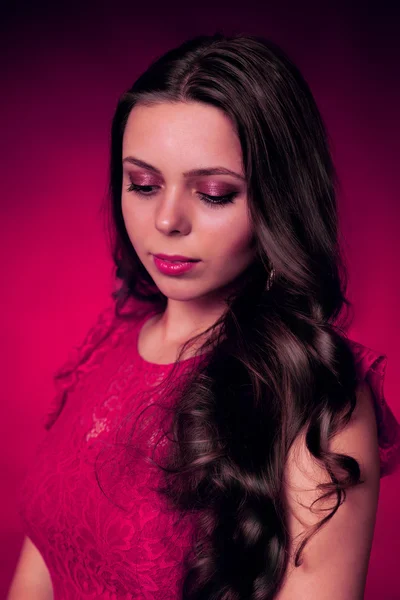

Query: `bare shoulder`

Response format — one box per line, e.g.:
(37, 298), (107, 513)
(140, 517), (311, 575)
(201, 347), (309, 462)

(276, 381), (380, 600)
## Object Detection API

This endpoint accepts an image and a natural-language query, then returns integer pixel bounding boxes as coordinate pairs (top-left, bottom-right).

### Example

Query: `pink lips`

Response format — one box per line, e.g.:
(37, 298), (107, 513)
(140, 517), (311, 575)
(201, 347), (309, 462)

(152, 254), (200, 276)
(154, 253), (198, 262)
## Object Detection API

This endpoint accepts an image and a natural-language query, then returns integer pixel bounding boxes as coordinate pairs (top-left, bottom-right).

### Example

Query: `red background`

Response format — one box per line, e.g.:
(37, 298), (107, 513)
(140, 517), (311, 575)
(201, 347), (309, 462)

(1, 1), (399, 597)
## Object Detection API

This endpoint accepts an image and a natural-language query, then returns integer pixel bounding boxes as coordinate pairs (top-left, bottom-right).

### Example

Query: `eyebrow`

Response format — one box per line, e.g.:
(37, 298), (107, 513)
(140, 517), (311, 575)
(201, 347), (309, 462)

(122, 156), (246, 181)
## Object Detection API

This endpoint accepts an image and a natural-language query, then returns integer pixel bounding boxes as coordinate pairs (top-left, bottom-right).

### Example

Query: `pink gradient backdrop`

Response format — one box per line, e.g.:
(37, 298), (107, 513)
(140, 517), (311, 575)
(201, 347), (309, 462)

(1, 1), (399, 597)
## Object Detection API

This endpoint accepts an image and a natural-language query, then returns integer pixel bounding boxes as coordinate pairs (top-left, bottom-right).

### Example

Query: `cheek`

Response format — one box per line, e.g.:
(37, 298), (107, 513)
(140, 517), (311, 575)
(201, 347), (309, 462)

(121, 195), (131, 224)
(121, 196), (146, 238)
(208, 210), (254, 258)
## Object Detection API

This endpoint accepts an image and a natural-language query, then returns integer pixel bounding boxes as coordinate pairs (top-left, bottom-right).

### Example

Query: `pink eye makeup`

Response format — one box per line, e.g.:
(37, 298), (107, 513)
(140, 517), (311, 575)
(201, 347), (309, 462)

(124, 172), (240, 208)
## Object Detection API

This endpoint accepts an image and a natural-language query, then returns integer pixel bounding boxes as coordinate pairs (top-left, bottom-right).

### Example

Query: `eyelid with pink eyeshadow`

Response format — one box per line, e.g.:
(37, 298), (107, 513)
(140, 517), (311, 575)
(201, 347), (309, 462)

(124, 170), (241, 194)
(125, 180), (239, 208)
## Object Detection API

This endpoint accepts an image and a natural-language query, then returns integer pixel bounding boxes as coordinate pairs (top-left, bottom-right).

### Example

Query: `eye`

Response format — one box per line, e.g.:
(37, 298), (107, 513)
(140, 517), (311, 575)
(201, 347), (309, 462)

(126, 183), (238, 207)
(197, 191), (238, 208)
(126, 183), (157, 195)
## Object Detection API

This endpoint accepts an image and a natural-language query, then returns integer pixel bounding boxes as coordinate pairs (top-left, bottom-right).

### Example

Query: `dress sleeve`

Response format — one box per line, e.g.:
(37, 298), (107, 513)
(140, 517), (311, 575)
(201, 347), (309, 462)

(43, 302), (119, 431)
(347, 339), (400, 478)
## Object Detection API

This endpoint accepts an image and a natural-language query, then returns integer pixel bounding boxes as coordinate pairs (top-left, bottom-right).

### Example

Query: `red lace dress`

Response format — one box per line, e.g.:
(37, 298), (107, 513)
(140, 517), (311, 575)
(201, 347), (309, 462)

(17, 297), (400, 599)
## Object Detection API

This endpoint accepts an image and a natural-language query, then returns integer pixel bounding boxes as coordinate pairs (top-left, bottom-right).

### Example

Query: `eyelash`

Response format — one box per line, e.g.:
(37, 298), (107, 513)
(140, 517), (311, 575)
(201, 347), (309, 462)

(125, 183), (238, 207)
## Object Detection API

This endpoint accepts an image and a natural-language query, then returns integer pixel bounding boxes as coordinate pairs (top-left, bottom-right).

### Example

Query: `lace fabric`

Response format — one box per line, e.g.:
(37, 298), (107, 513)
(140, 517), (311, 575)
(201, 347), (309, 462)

(16, 299), (400, 598)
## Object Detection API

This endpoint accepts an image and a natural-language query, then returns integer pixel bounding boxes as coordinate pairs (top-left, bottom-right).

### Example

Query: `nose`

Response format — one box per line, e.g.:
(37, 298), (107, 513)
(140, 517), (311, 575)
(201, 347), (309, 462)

(154, 189), (192, 236)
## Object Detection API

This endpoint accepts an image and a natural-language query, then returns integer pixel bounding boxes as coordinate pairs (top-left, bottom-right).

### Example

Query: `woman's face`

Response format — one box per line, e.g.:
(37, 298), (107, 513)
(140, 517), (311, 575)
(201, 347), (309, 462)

(121, 101), (256, 303)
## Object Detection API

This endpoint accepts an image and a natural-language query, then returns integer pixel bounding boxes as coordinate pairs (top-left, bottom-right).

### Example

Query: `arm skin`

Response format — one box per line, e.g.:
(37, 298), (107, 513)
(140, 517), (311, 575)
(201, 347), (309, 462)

(7, 535), (54, 600)
(276, 380), (381, 600)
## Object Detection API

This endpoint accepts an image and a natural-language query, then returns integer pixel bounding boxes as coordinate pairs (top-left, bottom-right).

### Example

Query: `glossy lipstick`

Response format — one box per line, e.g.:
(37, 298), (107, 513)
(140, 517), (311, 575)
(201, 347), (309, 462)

(153, 254), (200, 276)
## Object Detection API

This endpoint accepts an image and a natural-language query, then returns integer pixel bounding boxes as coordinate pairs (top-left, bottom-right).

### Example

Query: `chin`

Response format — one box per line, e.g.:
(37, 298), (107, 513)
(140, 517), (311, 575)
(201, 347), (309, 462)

(151, 278), (213, 301)
(154, 287), (204, 302)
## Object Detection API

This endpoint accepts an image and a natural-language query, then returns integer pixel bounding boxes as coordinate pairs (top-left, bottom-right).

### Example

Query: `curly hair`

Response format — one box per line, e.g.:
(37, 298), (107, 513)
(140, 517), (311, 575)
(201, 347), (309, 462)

(104, 32), (361, 600)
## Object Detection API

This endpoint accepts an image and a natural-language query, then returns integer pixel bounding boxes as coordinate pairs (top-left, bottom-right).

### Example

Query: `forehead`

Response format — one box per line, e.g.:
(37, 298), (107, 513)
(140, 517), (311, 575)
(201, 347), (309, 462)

(122, 101), (243, 172)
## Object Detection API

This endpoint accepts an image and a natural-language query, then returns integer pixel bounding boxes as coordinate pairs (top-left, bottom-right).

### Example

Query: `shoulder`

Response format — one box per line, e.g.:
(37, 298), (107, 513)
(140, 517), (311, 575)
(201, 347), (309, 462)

(277, 382), (381, 598)
(346, 337), (400, 477)
(284, 380), (380, 533)
(43, 296), (145, 431)
(331, 379), (380, 482)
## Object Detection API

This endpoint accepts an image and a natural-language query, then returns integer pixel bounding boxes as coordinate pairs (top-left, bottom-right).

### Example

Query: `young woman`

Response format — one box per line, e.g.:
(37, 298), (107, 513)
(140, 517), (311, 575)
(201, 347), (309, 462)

(10, 32), (400, 600)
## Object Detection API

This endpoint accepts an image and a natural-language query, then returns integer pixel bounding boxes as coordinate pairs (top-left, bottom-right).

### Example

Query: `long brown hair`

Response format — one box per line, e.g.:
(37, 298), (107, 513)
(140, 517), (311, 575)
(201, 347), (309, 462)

(105, 32), (360, 599)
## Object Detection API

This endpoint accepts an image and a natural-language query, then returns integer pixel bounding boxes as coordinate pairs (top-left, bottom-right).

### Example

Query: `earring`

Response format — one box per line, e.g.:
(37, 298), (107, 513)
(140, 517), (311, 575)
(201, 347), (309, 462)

(266, 266), (276, 291)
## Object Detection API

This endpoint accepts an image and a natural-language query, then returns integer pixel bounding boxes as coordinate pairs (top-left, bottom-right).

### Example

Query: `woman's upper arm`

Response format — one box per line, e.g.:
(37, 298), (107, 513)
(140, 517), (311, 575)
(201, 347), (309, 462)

(277, 380), (380, 600)
(7, 536), (53, 600)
